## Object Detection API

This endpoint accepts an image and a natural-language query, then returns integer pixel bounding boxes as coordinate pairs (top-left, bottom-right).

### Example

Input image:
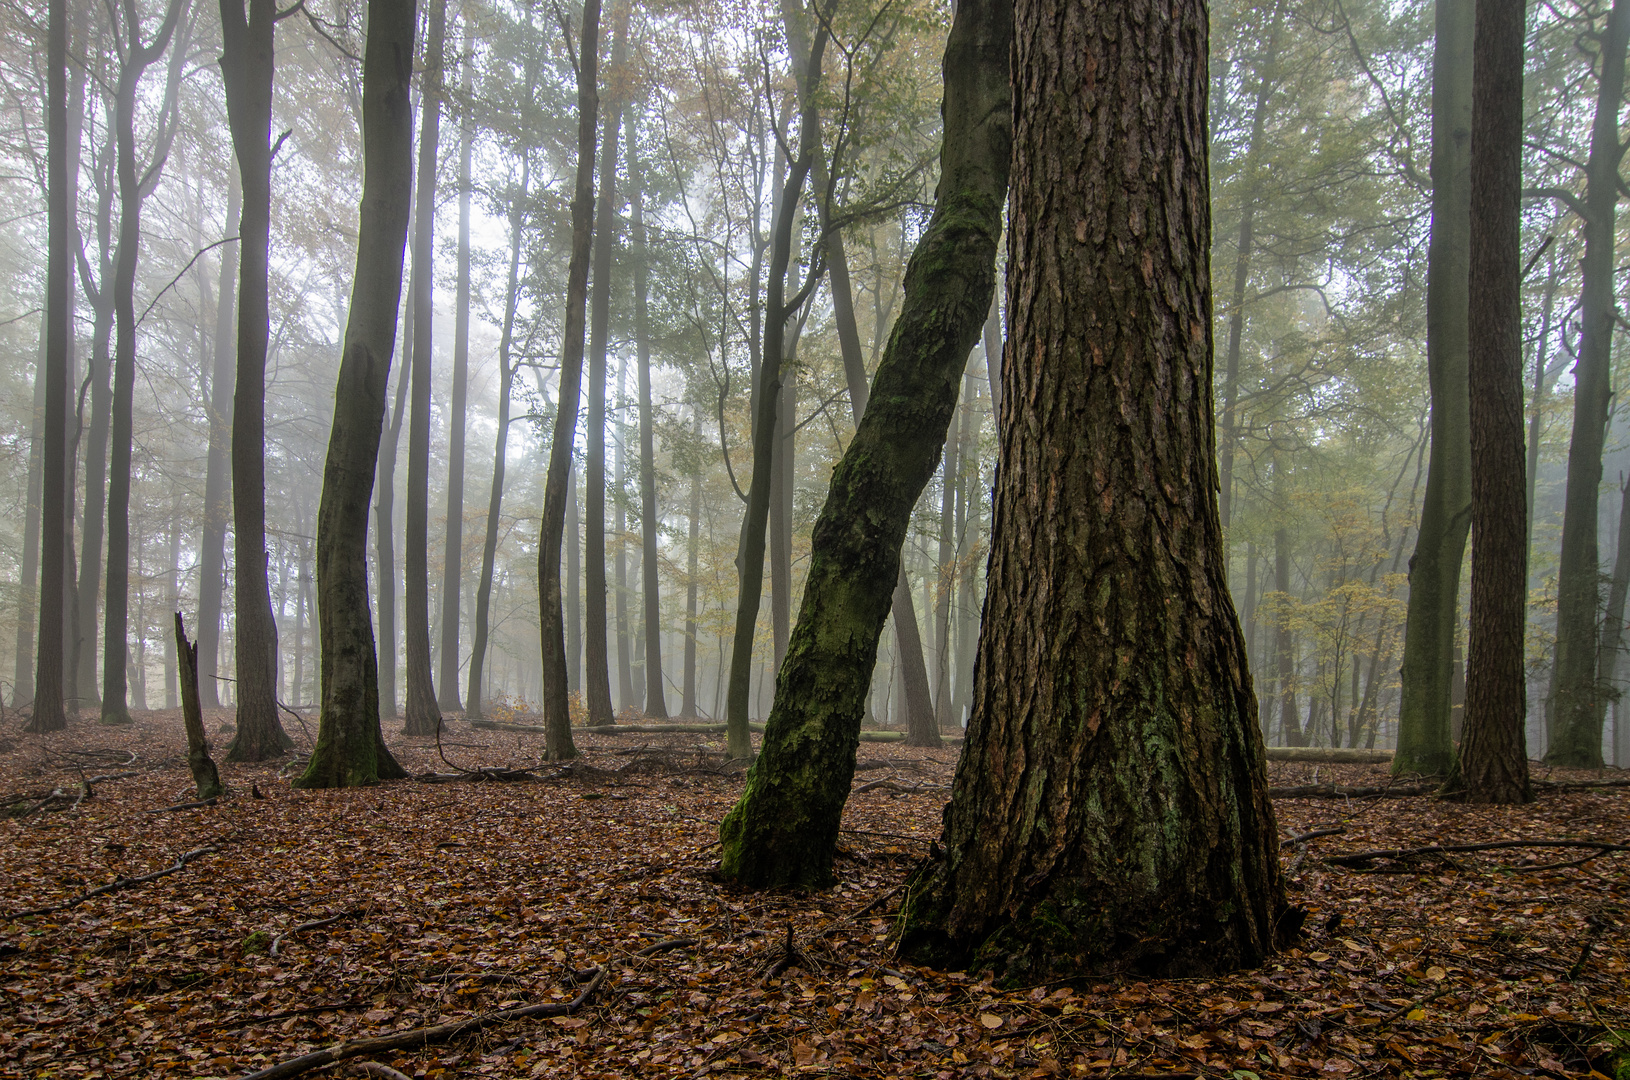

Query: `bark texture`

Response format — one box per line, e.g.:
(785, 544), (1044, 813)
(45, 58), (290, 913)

(897, 0), (1287, 981)
(536, 0), (602, 761)
(297, 0), (417, 788)
(174, 614), (223, 800)
(1394, 0), (1473, 777)
(1444, 0), (1530, 804)
(717, 0), (1005, 884)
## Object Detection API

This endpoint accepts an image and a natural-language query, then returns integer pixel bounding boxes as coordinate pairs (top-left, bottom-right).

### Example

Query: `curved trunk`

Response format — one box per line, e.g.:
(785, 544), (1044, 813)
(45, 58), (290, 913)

(297, 0), (418, 788)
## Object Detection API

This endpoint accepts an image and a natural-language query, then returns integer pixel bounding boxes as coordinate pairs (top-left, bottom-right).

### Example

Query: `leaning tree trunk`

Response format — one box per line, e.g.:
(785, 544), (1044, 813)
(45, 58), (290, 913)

(537, 0), (603, 761)
(1445, 0), (1530, 803)
(630, 124), (668, 717)
(195, 167), (239, 709)
(1546, 0), (1630, 768)
(896, 0), (1288, 981)
(402, 0), (447, 737)
(716, 0), (1001, 884)
(1394, 0), (1474, 777)
(467, 154), (530, 719)
(221, 0), (291, 761)
(584, 0), (629, 727)
(436, 47), (473, 714)
(296, 0), (417, 789)
(28, 0), (70, 733)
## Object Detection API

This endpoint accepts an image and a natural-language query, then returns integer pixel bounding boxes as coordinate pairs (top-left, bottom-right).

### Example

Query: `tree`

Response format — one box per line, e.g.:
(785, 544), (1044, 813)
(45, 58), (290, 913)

(717, 0), (1006, 885)
(101, 0), (189, 727)
(537, 0), (603, 761)
(402, 0), (447, 737)
(629, 117), (667, 717)
(26, 0), (70, 733)
(195, 167), (240, 709)
(297, 0), (418, 789)
(1444, 0), (1530, 803)
(220, 0), (293, 760)
(1393, 0), (1473, 776)
(895, 0), (1288, 979)
(1544, 0), (1629, 768)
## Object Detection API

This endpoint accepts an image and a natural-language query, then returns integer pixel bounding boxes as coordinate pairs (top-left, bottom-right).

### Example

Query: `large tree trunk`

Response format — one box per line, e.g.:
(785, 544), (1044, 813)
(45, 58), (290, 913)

(536, 0), (603, 761)
(195, 168), (240, 709)
(27, 0), (70, 733)
(1394, 0), (1474, 776)
(629, 124), (668, 718)
(1546, 0), (1630, 768)
(437, 38), (474, 714)
(898, 0), (1287, 980)
(584, 1), (628, 727)
(1447, 0), (1530, 803)
(102, 0), (188, 727)
(722, 27), (829, 760)
(221, 0), (291, 761)
(467, 154), (530, 719)
(716, 0), (1001, 882)
(402, 0), (447, 737)
(296, 0), (418, 788)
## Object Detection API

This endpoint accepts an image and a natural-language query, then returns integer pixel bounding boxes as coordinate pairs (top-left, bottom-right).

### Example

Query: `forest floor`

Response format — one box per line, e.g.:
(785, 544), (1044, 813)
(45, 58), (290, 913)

(0, 709), (1628, 1080)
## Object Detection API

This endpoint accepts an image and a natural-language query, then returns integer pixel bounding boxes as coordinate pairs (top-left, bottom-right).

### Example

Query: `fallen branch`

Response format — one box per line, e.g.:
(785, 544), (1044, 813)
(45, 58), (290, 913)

(238, 965), (608, 1080)
(6, 845), (218, 920)
(85, 770), (139, 783)
(1270, 783), (1436, 799)
(270, 912), (356, 957)
(146, 796), (219, 813)
(635, 937), (698, 957)
(1265, 747), (1394, 764)
(1280, 827), (1346, 849)
(852, 778), (947, 794)
(349, 1064), (411, 1080)
(1377, 985), (1454, 1027)
(1327, 839), (1630, 869)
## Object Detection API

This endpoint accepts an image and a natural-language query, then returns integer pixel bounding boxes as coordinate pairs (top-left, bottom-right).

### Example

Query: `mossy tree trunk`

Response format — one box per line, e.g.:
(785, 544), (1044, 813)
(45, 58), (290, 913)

(1394, 0), (1473, 777)
(1444, 0), (1530, 804)
(536, 0), (602, 761)
(896, 0), (1289, 982)
(298, 0), (417, 788)
(717, 0), (1007, 885)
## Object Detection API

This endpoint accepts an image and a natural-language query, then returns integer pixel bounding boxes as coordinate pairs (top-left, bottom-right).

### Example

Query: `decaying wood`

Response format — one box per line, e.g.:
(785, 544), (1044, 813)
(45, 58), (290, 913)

(1264, 747), (1395, 764)
(237, 965), (607, 1080)
(174, 613), (223, 798)
(634, 936), (697, 957)
(6, 845), (219, 920)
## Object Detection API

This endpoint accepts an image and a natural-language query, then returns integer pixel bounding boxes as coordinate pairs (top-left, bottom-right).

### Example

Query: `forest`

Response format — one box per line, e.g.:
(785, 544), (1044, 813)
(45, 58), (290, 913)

(1, 0), (1629, 1072)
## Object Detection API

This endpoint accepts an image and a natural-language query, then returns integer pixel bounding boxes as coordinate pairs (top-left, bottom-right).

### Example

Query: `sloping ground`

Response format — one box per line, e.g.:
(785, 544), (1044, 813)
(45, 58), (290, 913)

(1, 711), (1627, 1079)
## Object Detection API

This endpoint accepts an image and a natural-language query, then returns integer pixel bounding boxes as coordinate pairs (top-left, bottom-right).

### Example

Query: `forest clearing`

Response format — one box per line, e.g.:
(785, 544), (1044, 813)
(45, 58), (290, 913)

(1, 715), (1628, 1079)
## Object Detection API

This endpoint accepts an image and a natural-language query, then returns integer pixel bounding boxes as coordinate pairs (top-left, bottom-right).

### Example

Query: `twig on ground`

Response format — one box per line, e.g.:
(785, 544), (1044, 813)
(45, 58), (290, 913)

(349, 1064), (411, 1080)
(147, 796), (219, 813)
(1281, 827), (1346, 848)
(635, 937), (698, 957)
(270, 911), (357, 957)
(1377, 985), (1454, 1027)
(237, 965), (608, 1080)
(6, 846), (219, 920)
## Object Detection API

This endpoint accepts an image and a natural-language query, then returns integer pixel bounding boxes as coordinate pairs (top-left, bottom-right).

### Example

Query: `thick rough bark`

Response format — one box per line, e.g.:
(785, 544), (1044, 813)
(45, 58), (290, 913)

(584, 2), (628, 727)
(467, 155), (529, 719)
(196, 168), (240, 709)
(102, 0), (187, 727)
(1547, 0), (1630, 768)
(174, 614), (223, 801)
(402, 0), (447, 737)
(630, 125), (668, 718)
(28, 0), (70, 733)
(297, 0), (417, 788)
(537, 0), (602, 761)
(1394, 0), (1473, 777)
(717, 0), (1003, 884)
(897, 0), (1287, 981)
(1445, 0), (1530, 803)
(221, 0), (291, 761)
(437, 57), (473, 714)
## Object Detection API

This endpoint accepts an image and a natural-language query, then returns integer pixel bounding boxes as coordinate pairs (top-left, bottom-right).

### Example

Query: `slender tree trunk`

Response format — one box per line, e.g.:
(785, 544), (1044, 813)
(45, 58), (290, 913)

(14, 329), (45, 709)
(164, 498), (179, 708)
(1525, 260), (1561, 555)
(1274, 524), (1303, 746)
(723, 25), (829, 760)
(584, 1), (628, 726)
(103, 0), (188, 727)
(682, 407), (702, 716)
(1446, 0), (1530, 802)
(567, 466), (581, 693)
(377, 292), (412, 719)
(221, 0), (291, 760)
(174, 615), (222, 800)
(537, 0), (603, 761)
(297, 0), (418, 788)
(1394, 0), (1474, 776)
(615, 357), (634, 708)
(717, 0), (1001, 880)
(27, 0), (70, 733)
(1547, 0), (1630, 768)
(402, 0), (446, 737)
(196, 167), (240, 709)
(932, 363), (966, 726)
(467, 155), (529, 719)
(897, 0), (1285, 979)
(895, 571), (941, 747)
(629, 124), (668, 717)
(951, 364), (980, 727)
(1598, 478), (1630, 749)
(437, 41), (474, 713)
